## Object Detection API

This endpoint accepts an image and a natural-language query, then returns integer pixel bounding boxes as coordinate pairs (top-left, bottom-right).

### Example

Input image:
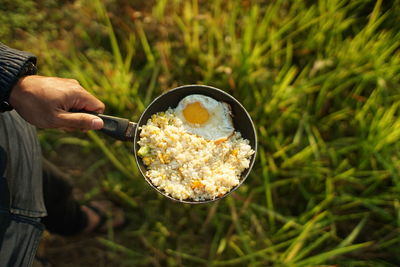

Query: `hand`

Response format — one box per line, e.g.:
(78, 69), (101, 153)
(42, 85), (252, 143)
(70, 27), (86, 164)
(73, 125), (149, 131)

(9, 75), (105, 131)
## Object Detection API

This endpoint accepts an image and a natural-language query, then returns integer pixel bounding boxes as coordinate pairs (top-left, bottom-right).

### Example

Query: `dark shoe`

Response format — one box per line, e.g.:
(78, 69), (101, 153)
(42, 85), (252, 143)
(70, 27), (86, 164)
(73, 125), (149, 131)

(82, 200), (126, 233)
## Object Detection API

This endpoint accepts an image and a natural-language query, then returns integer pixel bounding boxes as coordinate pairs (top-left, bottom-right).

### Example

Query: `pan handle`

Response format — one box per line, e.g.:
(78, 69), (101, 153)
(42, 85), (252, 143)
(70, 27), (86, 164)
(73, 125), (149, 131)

(71, 110), (136, 141)
(96, 114), (136, 141)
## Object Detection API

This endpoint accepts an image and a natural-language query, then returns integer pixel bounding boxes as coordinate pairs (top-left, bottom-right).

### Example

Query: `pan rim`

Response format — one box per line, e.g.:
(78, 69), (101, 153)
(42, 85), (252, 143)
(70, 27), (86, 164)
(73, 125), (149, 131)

(134, 84), (257, 204)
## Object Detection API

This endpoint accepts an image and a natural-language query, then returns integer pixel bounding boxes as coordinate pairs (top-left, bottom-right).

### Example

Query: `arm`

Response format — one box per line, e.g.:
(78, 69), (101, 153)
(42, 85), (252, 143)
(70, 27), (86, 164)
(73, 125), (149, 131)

(0, 43), (104, 131)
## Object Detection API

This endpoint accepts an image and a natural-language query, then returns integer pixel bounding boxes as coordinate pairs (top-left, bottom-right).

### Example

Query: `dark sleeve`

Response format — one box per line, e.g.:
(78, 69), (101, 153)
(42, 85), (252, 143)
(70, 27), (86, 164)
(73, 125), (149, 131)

(0, 43), (37, 112)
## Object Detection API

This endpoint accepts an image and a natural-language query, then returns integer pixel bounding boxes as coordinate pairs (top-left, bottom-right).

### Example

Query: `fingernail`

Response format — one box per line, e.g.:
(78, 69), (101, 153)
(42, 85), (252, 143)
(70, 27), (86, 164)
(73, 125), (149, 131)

(91, 118), (103, 129)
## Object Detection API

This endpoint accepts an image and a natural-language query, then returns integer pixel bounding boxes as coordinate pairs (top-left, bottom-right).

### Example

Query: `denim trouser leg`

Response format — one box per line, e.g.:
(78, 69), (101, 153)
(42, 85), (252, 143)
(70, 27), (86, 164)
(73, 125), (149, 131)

(0, 211), (44, 267)
(0, 110), (46, 266)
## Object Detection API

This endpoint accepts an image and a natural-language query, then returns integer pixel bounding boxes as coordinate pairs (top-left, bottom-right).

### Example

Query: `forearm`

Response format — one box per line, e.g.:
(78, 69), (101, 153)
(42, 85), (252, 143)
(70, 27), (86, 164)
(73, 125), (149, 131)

(0, 43), (37, 112)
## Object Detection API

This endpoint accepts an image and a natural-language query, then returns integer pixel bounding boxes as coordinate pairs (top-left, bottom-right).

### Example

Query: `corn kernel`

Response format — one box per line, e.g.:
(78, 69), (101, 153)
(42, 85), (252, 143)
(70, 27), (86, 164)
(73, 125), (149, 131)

(163, 154), (170, 164)
(143, 157), (152, 166)
(231, 149), (238, 156)
(158, 153), (165, 164)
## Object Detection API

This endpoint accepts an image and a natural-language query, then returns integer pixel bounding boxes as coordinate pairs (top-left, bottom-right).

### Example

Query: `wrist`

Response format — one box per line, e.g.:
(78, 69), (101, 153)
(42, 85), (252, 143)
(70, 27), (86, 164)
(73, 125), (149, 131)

(1, 61), (37, 112)
(9, 77), (27, 108)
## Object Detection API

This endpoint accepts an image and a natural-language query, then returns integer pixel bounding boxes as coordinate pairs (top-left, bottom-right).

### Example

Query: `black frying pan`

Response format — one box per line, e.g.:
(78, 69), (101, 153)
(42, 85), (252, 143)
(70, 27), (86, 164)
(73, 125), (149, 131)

(81, 85), (257, 204)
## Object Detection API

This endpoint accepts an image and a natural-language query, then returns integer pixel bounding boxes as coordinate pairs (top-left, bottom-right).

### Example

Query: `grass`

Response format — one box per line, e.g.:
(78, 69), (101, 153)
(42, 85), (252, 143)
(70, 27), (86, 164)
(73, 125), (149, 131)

(3, 0), (400, 266)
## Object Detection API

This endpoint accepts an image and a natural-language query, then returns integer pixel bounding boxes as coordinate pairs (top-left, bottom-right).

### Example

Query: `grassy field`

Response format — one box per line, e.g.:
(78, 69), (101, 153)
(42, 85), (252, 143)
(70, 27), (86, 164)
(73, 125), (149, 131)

(2, 0), (400, 266)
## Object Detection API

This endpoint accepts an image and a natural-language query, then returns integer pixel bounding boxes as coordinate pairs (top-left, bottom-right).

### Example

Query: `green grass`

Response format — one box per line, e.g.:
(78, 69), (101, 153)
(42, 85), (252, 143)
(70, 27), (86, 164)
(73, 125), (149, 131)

(3, 0), (400, 266)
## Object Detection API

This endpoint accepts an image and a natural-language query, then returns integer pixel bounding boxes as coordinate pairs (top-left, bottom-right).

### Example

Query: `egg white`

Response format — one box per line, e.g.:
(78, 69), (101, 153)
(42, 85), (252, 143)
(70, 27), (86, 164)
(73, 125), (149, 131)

(174, 94), (235, 141)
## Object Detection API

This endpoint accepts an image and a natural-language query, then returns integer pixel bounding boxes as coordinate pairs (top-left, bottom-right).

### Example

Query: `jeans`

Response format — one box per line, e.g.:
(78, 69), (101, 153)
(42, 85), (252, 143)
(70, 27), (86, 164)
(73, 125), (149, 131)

(0, 111), (87, 266)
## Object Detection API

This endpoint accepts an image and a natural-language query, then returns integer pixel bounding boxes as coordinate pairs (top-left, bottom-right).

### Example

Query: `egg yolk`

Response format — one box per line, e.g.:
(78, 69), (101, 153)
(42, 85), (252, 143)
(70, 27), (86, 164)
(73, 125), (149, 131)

(183, 102), (209, 124)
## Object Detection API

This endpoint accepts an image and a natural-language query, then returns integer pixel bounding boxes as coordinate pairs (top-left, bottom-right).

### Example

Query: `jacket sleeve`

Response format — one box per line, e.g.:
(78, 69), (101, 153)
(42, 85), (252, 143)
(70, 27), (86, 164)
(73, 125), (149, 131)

(0, 43), (37, 112)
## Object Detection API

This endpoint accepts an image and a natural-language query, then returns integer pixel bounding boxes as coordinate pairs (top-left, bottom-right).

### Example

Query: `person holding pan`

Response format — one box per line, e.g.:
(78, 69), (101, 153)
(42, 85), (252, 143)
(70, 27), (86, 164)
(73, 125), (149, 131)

(0, 42), (124, 266)
(0, 42), (257, 266)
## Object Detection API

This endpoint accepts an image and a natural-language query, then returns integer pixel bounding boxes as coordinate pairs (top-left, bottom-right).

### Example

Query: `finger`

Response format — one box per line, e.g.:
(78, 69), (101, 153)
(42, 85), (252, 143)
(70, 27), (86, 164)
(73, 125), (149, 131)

(64, 85), (105, 114)
(60, 127), (82, 132)
(75, 90), (105, 114)
(56, 112), (104, 131)
(60, 127), (74, 132)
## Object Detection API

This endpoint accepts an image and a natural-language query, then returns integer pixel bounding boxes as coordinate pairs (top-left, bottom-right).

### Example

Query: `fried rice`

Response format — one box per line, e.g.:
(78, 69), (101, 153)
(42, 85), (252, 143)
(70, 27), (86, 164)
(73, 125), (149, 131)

(137, 109), (255, 201)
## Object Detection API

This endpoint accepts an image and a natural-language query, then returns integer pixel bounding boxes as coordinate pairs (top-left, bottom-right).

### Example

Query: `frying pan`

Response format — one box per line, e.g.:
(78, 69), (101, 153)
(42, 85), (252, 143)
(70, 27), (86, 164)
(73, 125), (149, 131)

(80, 85), (257, 204)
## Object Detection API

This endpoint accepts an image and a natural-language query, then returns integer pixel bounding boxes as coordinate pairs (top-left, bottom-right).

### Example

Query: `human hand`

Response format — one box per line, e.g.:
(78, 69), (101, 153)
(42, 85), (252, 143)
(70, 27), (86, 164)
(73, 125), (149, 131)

(9, 75), (105, 131)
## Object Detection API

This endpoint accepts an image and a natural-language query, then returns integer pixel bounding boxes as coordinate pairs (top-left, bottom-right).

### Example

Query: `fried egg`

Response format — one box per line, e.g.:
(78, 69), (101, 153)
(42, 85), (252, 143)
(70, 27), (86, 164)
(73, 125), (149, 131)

(174, 94), (234, 141)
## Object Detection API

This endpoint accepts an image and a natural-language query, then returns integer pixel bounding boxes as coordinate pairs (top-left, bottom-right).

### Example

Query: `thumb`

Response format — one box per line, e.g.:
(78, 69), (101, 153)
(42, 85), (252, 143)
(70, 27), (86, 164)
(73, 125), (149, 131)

(56, 112), (104, 130)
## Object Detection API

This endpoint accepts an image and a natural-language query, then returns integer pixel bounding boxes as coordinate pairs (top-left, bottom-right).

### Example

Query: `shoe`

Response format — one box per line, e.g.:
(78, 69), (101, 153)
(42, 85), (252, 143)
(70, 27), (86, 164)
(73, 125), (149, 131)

(82, 200), (126, 233)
